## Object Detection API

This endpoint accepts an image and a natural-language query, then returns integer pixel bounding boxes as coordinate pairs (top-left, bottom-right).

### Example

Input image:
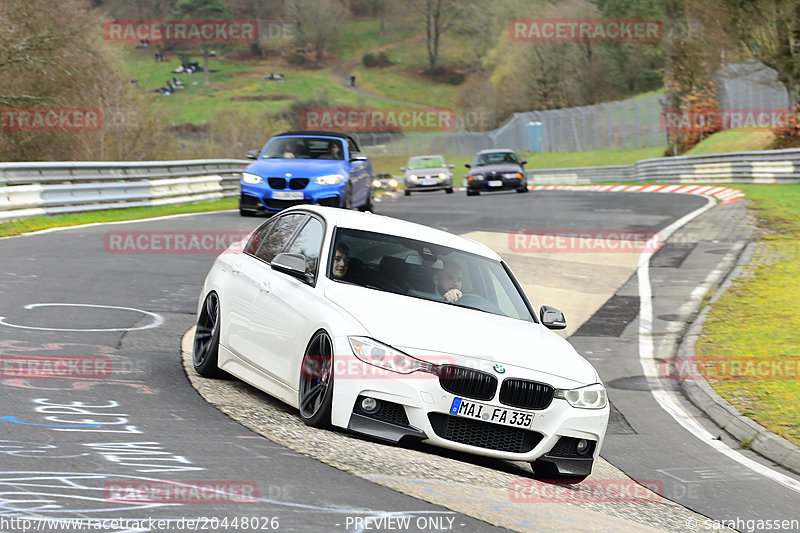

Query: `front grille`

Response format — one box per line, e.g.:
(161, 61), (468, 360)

(289, 178), (309, 190)
(268, 177), (286, 189)
(264, 199), (311, 210)
(499, 379), (555, 410)
(355, 396), (410, 427)
(547, 436), (597, 458)
(428, 413), (543, 453)
(437, 365), (497, 401)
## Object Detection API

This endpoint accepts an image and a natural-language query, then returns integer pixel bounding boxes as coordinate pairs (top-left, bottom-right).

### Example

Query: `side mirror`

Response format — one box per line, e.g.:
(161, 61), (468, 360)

(464, 164), (471, 169)
(350, 152), (369, 162)
(539, 305), (566, 330)
(448, 164), (455, 169)
(400, 167), (406, 171)
(520, 160), (527, 166)
(246, 149), (260, 160)
(272, 253), (309, 282)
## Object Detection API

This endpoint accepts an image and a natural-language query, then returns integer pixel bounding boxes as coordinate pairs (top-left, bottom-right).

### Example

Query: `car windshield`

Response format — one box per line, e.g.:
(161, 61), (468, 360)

(408, 156), (446, 169)
(474, 152), (518, 166)
(330, 228), (533, 322)
(262, 137), (345, 160)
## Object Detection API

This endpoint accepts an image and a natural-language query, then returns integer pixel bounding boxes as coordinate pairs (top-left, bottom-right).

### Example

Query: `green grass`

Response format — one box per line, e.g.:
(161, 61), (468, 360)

(119, 47), (392, 124)
(695, 183), (800, 446)
(335, 19), (417, 59)
(0, 197), (237, 238)
(686, 128), (776, 155)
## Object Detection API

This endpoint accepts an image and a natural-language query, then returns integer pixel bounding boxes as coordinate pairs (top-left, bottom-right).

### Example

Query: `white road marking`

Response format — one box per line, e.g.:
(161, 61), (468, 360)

(637, 195), (800, 494)
(0, 303), (164, 332)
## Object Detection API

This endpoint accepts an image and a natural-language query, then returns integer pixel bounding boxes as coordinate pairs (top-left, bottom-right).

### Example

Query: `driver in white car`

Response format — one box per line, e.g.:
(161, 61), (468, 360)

(433, 260), (463, 303)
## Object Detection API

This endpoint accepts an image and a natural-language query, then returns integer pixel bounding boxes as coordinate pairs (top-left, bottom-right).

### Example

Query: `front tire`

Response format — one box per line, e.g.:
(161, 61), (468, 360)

(466, 189), (479, 196)
(359, 186), (374, 212)
(193, 292), (223, 378)
(298, 330), (334, 428)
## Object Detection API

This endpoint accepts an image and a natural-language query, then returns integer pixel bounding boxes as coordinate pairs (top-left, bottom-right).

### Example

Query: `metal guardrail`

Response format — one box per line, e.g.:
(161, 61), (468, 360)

(0, 159), (249, 223)
(527, 148), (800, 185)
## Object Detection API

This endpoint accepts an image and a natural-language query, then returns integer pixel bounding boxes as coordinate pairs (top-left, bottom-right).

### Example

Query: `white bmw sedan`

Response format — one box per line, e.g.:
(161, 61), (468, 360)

(193, 205), (609, 481)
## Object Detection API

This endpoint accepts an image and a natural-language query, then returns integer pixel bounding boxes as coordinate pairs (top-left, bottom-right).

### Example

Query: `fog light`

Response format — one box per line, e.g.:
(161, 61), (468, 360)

(361, 397), (379, 413)
(576, 439), (589, 455)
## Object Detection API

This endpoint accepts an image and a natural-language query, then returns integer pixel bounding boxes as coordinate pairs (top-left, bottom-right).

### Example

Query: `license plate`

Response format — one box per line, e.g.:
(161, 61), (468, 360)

(449, 397), (533, 429)
(273, 191), (304, 200)
(419, 178), (437, 186)
(488, 180), (502, 187)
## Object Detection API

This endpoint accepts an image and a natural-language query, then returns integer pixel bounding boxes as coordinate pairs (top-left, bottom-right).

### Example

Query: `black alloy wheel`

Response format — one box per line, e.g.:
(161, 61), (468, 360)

(298, 330), (335, 427)
(193, 292), (223, 378)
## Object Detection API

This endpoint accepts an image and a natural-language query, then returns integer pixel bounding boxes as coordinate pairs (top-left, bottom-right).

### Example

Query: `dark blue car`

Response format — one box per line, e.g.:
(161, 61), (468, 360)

(239, 130), (375, 216)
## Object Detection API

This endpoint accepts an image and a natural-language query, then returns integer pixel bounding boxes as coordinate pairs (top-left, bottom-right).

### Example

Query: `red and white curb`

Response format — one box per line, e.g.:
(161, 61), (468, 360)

(528, 184), (745, 204)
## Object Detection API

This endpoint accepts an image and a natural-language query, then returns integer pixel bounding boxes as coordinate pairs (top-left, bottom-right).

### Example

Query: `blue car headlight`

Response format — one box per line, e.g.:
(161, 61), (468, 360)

(316, 174), (345, 185)
(555, 384), (607, 409)
(242, 172), (263, 184)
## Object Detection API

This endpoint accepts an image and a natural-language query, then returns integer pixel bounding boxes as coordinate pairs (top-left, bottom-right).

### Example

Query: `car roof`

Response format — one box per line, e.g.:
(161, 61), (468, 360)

(476, 149), (516, 154)
(276, 130), (358, 145)
(284, 206), (501, 260)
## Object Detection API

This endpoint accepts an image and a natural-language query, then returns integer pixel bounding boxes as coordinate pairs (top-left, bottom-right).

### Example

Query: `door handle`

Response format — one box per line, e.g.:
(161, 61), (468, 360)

(259, 281), (271, 293)
(232, 264), (242, 275)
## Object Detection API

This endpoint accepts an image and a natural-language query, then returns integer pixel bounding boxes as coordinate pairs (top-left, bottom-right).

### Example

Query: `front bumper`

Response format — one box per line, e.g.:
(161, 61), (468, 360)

(240, 182), (344, 213)
(405, 177), (452, 192)
(467, 177), (526, 192)
(329, 342), (609, 468)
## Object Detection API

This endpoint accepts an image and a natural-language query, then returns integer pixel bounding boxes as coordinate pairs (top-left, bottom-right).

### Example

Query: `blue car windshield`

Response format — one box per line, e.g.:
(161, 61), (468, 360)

(263, 137), (344, 160)
(330, 228), (534, 322)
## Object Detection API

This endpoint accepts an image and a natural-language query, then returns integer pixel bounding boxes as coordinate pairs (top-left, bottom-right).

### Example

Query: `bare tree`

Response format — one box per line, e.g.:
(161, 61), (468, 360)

(409, 0), (463, 72)
(287, 0), (348, 62)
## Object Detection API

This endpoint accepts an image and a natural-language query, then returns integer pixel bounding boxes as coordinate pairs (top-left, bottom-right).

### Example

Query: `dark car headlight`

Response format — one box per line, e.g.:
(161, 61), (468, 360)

(242, 172), (263, 184)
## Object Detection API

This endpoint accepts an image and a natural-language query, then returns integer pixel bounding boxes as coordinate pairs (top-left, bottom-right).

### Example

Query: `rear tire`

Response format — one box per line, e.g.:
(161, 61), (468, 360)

(359, 186), (374, 212)
(466, 189), (479, 196)
(446, 187), (454, 194)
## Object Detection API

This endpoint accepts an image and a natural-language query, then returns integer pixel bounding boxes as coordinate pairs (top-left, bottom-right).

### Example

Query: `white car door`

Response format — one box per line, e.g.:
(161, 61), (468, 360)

(240, 214), (327, 389)
(225, 213), (306, 374)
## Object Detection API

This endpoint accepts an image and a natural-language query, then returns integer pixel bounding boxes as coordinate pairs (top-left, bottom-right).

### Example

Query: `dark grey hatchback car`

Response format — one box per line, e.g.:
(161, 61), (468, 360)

(464, 149), (528, 196)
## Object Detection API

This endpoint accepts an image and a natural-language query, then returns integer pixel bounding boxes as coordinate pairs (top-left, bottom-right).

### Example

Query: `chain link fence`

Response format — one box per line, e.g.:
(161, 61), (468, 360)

(355, 61), (790, 157)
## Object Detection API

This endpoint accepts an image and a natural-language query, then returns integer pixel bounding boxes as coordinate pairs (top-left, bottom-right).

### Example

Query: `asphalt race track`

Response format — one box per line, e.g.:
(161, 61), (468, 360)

(0, 189), (798, 532)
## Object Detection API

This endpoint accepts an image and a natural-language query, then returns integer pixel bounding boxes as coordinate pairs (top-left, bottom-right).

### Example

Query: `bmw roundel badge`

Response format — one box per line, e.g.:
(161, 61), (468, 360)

(493, 364), (505, 374)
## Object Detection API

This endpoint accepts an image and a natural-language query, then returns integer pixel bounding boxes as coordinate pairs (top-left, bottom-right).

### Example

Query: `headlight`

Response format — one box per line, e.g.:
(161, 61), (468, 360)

(316, 174), (345, 185)
(409, 175), (418, 181)
(242, 172), (263, 184)
(473, 174), (484, 181)
(349, 337), (435, 374)
(505, 172), (523, 179)
(438, 172), (448, 179)
(555, 384), (607, 409)
(388, 179), (398, 187)
(372, 179), (382, 188)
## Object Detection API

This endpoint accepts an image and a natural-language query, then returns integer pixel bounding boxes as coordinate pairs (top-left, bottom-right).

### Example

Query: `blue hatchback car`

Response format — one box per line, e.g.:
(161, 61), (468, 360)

(239, 130), (375, 216)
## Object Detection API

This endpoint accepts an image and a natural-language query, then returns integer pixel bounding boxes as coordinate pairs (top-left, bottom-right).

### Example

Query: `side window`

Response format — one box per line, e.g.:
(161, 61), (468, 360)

(255, 214), (305, 263)
(244, 219), (275, 255)
(285, 218), (324, 278)
(347, 138), (358, 157)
